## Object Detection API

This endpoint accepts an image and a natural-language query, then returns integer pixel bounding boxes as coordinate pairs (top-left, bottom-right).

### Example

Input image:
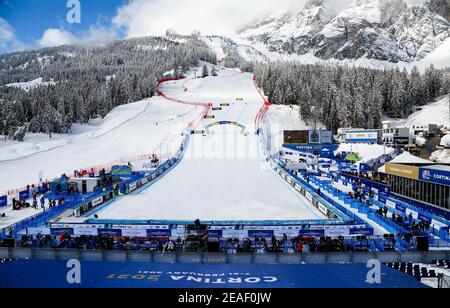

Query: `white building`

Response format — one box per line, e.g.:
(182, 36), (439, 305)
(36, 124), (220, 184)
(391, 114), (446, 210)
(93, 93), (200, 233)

(382, 127), (413, 145)
(69, 177), (102, 194)
(411, 124), (439, 137)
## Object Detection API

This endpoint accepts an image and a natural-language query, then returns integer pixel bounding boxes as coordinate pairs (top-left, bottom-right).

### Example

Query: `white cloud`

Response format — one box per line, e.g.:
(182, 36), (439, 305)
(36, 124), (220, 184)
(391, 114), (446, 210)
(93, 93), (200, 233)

(112, 0), (315, 38)
(0, 17), (27, 53)
(38, 28), (78, 48)
(38, 26), (117, 48)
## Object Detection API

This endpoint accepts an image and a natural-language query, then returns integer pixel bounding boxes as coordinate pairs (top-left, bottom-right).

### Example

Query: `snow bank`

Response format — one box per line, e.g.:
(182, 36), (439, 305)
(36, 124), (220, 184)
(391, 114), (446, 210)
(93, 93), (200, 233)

(390, 151), (432, 164)
(440, 134), (450, 147)
(430, 149), (450, 164)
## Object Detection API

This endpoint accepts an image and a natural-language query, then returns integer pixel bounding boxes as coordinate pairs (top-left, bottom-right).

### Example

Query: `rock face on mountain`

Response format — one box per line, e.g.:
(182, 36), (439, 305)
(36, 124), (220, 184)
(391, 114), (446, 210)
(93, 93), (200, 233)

(239, 0), (450, 63)
(428, 0), (450, 21)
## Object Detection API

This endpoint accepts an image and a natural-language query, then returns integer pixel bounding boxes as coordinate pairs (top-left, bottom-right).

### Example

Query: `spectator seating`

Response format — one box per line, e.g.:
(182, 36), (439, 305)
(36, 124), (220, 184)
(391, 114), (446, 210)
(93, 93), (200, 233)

(386, 262), (439, 280)
(432, 260), (450, 269)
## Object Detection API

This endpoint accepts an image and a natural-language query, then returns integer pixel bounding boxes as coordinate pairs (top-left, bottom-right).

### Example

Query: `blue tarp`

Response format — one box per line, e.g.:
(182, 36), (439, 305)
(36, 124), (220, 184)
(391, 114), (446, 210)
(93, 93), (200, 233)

(0, 260), (427, 288)
(50, 175), (69, 194)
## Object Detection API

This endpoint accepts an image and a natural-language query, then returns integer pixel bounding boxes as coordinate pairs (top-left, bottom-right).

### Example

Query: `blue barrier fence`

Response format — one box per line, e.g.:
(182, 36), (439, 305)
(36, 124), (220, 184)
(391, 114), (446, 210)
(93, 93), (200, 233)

(307, 176), (415, 238)
(0, 132), (193, 239)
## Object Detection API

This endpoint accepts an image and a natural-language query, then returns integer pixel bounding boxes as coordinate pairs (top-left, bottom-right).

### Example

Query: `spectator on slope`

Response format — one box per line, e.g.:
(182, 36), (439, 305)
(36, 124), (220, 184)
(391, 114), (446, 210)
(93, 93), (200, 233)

(297, 242), (304, 254)
(408, 213), (414, 225)
(383, 207), (388, 218)
(271, 235), (278, 252)
(40, 196), (45, 210)
(194, 219), (202, 230)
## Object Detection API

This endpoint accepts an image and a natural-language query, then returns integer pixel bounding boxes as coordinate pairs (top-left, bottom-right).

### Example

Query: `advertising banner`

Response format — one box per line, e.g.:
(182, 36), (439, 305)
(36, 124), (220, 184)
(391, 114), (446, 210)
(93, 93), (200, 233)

(248, 230), (274, 238)
(395, 204), (407, 214)
(27, 227), (51, 235)
(121, 229), (148, 237)
(50, 228), (74, 236)
(385, 163), (419, 180)
(298, 230), (325, 237)
(92, 197), (103, 207)
(19, 190), (30, 201)
(208, 230), (223, 239)
(0, 195), (7, 207)
(222, 230), (249, 239)
(97, 229), (122, 237)
(345, 132), (378, 143)
(419, 167), (450, 187)
(349, 228), (373, 236)
(418, 214), (432, 225)
(146, 229), (172, 237)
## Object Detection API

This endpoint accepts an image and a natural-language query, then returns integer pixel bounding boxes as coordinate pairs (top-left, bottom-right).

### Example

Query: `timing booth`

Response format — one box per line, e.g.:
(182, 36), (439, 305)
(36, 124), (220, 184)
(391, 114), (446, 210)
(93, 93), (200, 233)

(69, 178), (103, 194)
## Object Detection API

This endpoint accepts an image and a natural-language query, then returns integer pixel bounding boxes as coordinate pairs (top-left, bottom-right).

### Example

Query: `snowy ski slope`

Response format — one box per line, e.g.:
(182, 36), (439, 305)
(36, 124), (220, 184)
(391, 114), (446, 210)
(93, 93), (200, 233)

(90, 69), (325, 221)
(0, 98), (202, 194)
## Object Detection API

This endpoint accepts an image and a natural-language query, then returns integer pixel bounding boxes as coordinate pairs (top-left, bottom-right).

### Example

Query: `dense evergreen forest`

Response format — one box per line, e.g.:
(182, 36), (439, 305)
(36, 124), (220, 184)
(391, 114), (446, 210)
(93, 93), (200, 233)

(0, 36), (216, 140)
(244, 61), (450, 132)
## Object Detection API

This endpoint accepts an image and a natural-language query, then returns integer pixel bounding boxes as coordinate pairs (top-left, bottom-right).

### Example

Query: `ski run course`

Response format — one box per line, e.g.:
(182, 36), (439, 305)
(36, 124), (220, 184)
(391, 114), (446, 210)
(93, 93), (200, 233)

(88, 68), (325, 222)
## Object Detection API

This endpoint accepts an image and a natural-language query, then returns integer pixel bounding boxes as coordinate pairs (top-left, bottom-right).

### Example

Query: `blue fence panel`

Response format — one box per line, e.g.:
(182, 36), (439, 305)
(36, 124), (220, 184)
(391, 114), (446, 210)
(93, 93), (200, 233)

(0, 195), (7, 207)
(19, 190), (30, 201)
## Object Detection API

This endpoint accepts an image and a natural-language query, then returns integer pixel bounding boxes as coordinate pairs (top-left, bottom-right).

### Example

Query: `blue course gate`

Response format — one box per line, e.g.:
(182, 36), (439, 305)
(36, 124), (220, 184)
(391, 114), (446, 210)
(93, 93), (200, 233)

(205, 121), (246, 134)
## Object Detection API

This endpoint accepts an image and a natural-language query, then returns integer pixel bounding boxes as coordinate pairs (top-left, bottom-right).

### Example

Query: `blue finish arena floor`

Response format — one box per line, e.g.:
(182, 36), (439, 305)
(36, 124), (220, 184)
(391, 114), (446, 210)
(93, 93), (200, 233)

(0, 260), (427, 288)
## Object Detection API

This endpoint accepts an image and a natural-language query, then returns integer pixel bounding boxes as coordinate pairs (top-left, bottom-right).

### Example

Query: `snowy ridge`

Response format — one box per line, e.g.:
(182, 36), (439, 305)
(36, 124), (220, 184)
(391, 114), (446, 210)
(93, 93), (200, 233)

(238, 0), (450, 65)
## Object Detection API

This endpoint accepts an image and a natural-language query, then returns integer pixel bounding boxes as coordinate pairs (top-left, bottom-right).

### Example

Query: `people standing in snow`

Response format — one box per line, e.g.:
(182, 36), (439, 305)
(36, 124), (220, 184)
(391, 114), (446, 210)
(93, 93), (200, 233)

(40, 196), (45, 211)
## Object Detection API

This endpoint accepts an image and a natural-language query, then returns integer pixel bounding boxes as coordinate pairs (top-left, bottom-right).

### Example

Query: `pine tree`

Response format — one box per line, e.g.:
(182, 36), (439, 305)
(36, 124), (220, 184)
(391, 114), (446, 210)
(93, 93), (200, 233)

(202, 64), (209, 78)
(211, 66), (218, 76)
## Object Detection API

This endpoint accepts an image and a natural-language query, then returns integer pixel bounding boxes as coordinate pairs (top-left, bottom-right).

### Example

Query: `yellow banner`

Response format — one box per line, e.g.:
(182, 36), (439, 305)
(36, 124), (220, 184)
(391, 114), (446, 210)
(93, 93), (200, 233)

(385, 163), (419, 180)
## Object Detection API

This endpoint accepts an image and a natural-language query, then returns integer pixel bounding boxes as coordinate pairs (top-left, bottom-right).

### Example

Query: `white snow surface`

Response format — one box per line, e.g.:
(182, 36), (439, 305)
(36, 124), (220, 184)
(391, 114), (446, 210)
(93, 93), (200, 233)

(440, 134), (450, 147)
(4, 77), (55, 91)
(90, 71), (325, 221)
(0, 97), (201, 194)
(383, 96), (450, 128)
(430, 149), (450, 163)
(390, 151), (433, 164)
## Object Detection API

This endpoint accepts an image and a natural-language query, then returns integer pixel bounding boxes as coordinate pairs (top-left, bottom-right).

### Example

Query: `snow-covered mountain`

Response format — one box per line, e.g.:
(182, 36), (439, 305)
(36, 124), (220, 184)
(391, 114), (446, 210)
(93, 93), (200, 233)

(239, 0), (450, 63)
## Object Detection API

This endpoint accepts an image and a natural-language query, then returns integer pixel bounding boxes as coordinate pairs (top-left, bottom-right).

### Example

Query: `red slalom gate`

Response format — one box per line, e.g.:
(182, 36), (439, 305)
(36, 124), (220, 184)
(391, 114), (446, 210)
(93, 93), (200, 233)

(252, 75), (272, 129)
(157, 77), (212, 129)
